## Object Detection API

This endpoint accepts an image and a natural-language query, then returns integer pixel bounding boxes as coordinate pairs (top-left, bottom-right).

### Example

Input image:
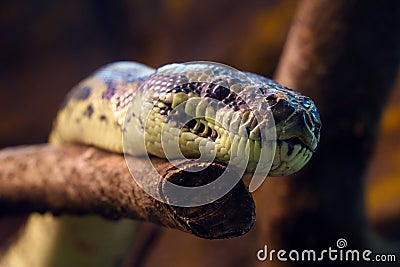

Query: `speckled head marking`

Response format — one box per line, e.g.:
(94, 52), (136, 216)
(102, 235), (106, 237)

(51, 61), (321, 177)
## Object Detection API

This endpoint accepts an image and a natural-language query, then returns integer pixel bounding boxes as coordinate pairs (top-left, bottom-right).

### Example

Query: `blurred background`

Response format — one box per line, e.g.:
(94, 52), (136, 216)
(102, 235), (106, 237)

(0, 0), (399, 266)
(0, 0), (297, 147)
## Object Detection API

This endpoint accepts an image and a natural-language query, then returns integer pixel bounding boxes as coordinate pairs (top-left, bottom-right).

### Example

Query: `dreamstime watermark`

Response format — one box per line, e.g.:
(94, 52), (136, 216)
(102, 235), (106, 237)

(122, 61), (276, 207)
(257, 238), (397, 263)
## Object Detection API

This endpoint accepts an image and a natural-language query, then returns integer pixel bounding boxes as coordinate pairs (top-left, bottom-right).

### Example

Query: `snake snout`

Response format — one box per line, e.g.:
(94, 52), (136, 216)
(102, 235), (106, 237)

(270, 96), (321, 152)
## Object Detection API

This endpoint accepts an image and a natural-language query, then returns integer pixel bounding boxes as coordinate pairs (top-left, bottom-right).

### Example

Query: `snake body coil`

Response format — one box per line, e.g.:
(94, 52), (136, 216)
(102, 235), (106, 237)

(50, 62), (321, 176)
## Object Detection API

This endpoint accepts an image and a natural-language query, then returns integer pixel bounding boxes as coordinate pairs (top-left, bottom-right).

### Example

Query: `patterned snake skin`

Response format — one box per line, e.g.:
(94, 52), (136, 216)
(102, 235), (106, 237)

(50, 61), (321, 176)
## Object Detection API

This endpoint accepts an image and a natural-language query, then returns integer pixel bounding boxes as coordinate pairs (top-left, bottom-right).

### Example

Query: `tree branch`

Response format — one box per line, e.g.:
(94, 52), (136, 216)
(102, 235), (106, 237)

(254, 0), (400, 261)
(0, 144), (254, 239)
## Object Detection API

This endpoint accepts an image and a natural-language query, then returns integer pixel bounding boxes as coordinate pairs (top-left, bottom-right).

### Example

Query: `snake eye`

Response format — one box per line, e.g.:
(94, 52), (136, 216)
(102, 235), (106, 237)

(271, 99), (295, 124)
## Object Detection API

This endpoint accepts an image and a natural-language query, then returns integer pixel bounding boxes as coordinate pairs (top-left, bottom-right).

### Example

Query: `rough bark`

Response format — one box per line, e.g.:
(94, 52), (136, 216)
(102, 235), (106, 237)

(0, 144), (254, 239)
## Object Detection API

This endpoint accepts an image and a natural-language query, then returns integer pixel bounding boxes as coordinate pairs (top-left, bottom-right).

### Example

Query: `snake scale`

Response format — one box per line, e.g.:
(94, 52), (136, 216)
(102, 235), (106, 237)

(2, 61), (321, 267)
(50, 61), (321, 176)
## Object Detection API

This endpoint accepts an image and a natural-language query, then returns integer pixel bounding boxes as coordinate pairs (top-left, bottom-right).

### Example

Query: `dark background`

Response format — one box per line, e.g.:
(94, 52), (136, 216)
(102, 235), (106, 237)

(0, 0), (399, 266)
(0, 0), (296, 147)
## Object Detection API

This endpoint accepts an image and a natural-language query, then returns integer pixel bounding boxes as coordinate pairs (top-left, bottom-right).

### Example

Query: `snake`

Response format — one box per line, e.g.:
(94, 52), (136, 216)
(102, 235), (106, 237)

(49, 61), (321, 176)
(2, 61), (321, 267)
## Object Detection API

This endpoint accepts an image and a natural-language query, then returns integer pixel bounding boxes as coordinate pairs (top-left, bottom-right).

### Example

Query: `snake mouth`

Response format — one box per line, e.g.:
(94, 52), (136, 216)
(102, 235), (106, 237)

(270, 137), (313, 176)
(177, 115), (314, 176)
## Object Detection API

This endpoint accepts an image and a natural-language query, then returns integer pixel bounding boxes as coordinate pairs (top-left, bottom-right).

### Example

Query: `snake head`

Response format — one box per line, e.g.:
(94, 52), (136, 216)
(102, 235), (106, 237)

(266, 90), (321, 175)
(240, 72), (321, 176)
(248, 77), (321, 175)
(129, 63), (321, 178)
(269, 91), (321, 152)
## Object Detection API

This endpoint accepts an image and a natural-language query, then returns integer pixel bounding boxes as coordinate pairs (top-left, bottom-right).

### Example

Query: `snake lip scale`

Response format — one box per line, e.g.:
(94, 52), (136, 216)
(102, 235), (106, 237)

(50, 61), (321, 178)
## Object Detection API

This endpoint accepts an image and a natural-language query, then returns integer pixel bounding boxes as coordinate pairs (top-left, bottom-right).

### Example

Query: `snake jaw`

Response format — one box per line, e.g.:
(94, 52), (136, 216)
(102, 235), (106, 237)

(270, 140), (313, 176)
